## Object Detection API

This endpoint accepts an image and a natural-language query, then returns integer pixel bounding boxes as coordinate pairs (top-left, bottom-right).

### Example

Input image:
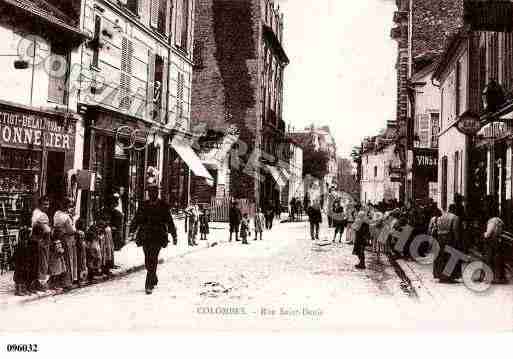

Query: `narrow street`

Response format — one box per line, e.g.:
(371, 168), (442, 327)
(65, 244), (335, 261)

(0, 220), (416, 333)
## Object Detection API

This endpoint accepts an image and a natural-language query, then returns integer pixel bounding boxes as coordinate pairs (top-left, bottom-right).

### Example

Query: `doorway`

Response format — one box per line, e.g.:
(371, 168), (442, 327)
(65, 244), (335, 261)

(46, 151), (65, 217)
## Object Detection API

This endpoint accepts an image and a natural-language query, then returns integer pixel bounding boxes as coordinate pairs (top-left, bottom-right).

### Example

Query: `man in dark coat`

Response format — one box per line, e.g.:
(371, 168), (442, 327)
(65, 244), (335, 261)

(229, 200), (242, 242)
(129, 184), (177, 295)
(307, 202), (322, 240)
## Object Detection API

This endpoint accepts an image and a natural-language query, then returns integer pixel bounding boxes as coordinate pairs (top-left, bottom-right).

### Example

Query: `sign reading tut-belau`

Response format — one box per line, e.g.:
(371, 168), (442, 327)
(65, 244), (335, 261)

(0, 110), (74, 150)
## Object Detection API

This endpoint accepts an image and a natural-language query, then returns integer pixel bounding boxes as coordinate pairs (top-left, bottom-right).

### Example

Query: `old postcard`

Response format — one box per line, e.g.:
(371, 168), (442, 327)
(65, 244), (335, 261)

(0, 0), (512, 349)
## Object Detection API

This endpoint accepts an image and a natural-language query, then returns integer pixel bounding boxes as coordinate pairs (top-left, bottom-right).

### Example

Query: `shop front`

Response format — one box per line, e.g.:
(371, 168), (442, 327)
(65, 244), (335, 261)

(470, 119), (513, 227)
(163, 132), (213, 210)
(0, 102), (76, 240)
(81, 106), (160, 239)
(412, 148), (438, 205)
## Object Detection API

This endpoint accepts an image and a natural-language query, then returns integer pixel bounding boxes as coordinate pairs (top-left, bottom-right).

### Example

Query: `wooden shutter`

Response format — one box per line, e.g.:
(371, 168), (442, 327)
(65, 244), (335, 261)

(175, 0), (183, 47)
(120, 38), (133, 110)
(147, 51), (156, 120)
(160, 58), (168, 123)
(163, 0), (170, 37)
(177, 72), (184, 122)
(150, 0), (159, 28)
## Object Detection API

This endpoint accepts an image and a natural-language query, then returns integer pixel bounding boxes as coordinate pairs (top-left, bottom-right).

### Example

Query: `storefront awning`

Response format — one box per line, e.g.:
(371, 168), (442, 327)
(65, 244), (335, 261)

(171, 138), (213, 181)
(265, 164), (287, 189)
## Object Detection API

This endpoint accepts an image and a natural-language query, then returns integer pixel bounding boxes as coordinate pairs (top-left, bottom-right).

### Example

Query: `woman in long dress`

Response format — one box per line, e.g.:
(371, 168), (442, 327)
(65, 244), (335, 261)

(53, 198), (80, 290)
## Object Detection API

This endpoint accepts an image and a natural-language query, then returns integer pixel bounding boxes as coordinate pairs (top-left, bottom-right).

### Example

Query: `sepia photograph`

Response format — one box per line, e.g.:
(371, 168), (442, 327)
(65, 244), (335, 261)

(0, 0), (512, 352)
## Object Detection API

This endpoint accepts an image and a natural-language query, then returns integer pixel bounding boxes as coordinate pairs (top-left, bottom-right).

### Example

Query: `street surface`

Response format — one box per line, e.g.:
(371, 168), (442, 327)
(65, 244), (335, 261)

(1, 220), (512, 333)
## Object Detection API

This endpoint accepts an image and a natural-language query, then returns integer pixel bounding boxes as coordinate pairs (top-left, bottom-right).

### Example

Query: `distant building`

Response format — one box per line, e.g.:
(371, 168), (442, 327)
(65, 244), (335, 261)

(191, 0), (290, 210)
(337, 157), (359, 200)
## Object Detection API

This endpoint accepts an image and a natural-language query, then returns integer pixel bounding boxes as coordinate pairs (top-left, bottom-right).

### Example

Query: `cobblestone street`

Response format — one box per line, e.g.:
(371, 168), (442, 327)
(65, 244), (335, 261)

(0, 220), (419, 333)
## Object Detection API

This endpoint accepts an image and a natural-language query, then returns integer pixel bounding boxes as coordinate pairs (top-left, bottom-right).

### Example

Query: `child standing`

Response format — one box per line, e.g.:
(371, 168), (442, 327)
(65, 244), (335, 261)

(254, 208), (265, 241)
(199, 207), (210, 241)
(240, 213), (250, 245)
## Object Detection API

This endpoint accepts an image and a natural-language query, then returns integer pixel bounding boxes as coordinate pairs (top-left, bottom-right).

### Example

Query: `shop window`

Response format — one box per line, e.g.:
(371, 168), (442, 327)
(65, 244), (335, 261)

(48, 43), (69, 105)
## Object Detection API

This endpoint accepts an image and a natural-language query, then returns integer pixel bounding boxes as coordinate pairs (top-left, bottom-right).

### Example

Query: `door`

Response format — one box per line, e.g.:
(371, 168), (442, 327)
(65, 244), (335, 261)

(46, 151), (65, 217)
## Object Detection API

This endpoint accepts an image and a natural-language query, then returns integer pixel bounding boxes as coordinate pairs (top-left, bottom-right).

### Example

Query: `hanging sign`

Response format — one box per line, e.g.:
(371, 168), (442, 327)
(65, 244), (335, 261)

(456, 112), (482, 135)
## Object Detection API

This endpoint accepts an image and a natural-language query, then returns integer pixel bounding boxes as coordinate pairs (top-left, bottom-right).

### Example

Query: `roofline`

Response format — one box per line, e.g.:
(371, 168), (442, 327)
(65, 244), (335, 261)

(432, 28), (470, 82)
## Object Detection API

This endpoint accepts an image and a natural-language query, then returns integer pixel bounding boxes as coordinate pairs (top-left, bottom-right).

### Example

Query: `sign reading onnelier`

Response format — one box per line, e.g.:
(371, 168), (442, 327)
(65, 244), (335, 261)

(0, 110), (74, 150)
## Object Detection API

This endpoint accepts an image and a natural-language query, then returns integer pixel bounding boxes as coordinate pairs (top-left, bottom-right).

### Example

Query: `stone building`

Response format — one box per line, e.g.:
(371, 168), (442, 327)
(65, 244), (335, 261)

(190, 0), (290, 210)
(391, 0), (464, 203)
(0, 0), (86, 236)
(337, 157), (359, 201)
(76, 0), (212, 231)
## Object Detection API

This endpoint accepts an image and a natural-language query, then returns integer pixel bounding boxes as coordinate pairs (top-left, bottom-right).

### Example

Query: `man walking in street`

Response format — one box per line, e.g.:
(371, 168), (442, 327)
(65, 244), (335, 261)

(130, 183), (177, 295)
(229, 200), (242, 242)
(31, 196), (52, 292)
(307, 202), (322, 241)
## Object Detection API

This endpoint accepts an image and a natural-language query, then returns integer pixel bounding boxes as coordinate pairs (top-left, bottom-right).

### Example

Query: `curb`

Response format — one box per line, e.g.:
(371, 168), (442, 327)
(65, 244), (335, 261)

(17, 237), (229, 305)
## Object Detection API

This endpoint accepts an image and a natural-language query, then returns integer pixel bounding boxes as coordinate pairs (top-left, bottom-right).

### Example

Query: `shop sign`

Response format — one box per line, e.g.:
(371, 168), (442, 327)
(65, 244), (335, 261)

(456, 115), (481, 135)
(477, 120), (512, 139)
(0, 110), (74, 150)
(413, 148), (438, 180)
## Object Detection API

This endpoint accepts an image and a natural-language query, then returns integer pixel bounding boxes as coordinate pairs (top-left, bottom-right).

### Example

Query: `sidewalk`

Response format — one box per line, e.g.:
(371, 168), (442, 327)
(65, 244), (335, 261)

(394, 256), (513, 324)
(0, 219), (232, 307)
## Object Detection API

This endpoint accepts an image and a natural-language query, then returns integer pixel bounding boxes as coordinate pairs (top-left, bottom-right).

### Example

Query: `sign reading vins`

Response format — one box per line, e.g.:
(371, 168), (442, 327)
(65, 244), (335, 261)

(0, 111), (74, 150)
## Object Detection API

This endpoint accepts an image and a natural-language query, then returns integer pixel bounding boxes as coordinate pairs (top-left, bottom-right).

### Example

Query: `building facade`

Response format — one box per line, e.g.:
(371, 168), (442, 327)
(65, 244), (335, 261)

(283, 138), (303, 207)
(77, 0), (211, 231)
(337, 157), (359, 201)
(0, 0), (86, 234)
(191, 0), (290, 210)
(391, 0), (464, 203)
(360, 141), (401, 205)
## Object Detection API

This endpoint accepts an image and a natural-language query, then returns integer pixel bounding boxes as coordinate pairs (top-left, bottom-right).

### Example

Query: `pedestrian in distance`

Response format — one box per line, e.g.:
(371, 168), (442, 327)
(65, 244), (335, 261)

(185, 203), (199, 246)
(199, 206), (210, 241)
(307, 202), (322, 241)
(254, 208), (265, 241)
(240, 213), (250, 245)
(332, 200), (346, 243)
(229, 200), (242, 242)
(129, 183), (177, 295)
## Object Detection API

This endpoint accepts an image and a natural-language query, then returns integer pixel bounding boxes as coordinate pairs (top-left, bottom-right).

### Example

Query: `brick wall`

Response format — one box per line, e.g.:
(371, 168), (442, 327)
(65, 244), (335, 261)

(191, 0), (263, 202)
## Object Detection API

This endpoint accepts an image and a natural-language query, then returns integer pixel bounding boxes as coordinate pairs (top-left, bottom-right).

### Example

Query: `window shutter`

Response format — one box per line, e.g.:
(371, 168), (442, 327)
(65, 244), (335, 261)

(147, 51), (156, 120)
(139, 0), (149, 26)
(177, 72), (184, 122)
(150, 0), (159, 28)
(160, 59), (168, 123)
(120, 38), (133, 110)
(48, 45), (68, 104)
(175, 0), (183, 47)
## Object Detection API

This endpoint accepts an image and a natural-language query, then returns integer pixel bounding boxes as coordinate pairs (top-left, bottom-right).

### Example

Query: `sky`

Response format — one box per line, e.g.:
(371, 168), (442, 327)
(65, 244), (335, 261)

(277, 0), (397, 158)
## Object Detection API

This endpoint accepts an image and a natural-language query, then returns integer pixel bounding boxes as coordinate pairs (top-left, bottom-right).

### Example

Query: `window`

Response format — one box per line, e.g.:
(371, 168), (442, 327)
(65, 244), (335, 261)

(157, 0), (167, 34)
(374, 166), (377, 178)
(48, 43), (69, 105)
(92, 15), (101, 69)
(456, 60), (462, 116)
(153, 55), (163, 107)
(127, 0), (138, 14)
(175, 0), (189, 51)
(479, 39), (487, 112)
(430, 113), (440, 148)
(490, 33), (499, 82)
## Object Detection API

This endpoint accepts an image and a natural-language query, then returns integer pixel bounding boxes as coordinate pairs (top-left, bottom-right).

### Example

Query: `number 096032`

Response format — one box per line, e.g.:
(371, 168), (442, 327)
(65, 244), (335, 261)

(6, 344), (38, 352)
